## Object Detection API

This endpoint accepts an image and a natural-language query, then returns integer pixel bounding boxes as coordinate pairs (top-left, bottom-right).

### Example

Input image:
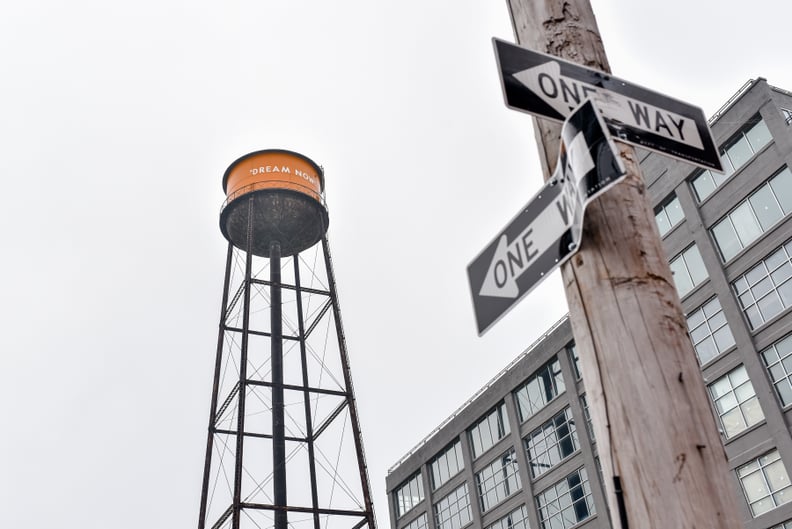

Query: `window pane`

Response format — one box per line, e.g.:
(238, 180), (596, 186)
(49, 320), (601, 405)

(712, 219), (741, 261)
(746, 120), (772, 151)
(696, 339), (718, 365)
(666, 196), (684, 226)
(753, 277), (775, 299)
(771, 168), (792, 213)
(730, 202), (762, 248)
(713, 326), (736, 352)
(725, 135), (752, 169)
(772, 263), (792, 286)
(750, 185), (784, 230)
(742, 470), (770, 503)
(758, 292), (783, 321)
(742, 397), (764, 427)
(568, 343), (581, 379)
(692, 170), (716, 201)
(721, 408), (746, 437)
(767, 460), (791, 491)
(778, 382), (792, 408)
(685, 246), (708, 286)
(671, 254), (694, 296)
(656, 210), (671, 236)
(779, 280), (792, 307)
(656, 196), (684, 236)
(687, 308), (705, 328)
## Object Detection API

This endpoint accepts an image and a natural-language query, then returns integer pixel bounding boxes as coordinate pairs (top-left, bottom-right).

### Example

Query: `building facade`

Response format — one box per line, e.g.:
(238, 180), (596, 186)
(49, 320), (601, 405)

(385, 78), (792, 529)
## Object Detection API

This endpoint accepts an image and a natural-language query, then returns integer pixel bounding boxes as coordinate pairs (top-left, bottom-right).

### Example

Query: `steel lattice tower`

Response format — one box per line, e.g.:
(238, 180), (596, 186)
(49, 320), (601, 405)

(197, 150), (376, 529)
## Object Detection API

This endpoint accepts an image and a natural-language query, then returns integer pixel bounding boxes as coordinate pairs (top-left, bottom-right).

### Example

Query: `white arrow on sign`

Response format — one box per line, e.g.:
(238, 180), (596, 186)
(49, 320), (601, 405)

(513, 61), (704, 150)
(468, 98), (625, 335)
(479, 132), (592, 299)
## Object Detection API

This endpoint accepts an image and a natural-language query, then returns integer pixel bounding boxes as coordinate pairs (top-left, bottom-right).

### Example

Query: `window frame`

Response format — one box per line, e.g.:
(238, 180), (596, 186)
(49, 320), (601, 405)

(468, 402), (511, 460)
(524, 406), (581, 478)
(535, 466), (596, 529)
(485, 505), (531, 529)
(761, 334), (792, 409)
(686, 296), (736, 365)
(736, 449), (792, 517)
(513, 356), (566, 423)
(708, 365), (764, 439)
(429, 439), (465, 491)
(733, 240), (792, 330)
(669, 243), (708, 298)
(394, 471), (425, 519)
(433, 482), (473, 529)
(655, 194), (685, 237)
(710, 167), (792, 262)
(690, 117), (773, 202)
(475, 447), (522, 512)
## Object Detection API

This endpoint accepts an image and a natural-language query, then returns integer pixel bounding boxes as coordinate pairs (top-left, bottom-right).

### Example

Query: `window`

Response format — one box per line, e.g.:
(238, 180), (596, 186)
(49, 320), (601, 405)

(737, 450), (792, 517)
(514, 357), (566, 422)
(395, 472), (425, 518)
(430, 440), (465, 490)
(525, 407), (580, 478)
(580, 394), (595, 443)
(669, 244), (708, 297)
(476, 448), (522, 512)
(686, 297), (735, 364)
(485, 505), (531, 529)
(434, 483), (472, 529)
(783, 108), (792, 126)
(568, 342), (581, 379)
(770, 520), (792, 529)
(655, 194), (685, 236)
(469, 402), (510, 459)
(402, 513), (428, 529)
(733, 240), (792, 329)
(536, 467), (596, 529)
(691, 118), (772, 201)
(709, 365), (764, 438)
(761, 334), (792, 407)
(711, 167), (792, 261)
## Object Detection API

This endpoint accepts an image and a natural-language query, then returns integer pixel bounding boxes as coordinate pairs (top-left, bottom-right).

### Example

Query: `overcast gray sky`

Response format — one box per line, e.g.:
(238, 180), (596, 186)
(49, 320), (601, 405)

(2, 1), (792, 528)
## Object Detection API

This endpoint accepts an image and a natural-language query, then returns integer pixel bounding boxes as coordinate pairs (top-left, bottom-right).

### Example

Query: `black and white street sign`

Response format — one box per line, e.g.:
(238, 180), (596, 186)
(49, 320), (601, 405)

(493, 38), (723, 172)
(468, 100), (625, 335)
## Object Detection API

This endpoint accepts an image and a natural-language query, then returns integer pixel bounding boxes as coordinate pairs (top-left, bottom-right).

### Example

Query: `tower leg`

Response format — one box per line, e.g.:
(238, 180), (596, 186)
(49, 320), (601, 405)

(294, 258), (322, 529)
(270, 241), (288, 529)
(198, 243), (234, 529)
(232, 196), (255, 529)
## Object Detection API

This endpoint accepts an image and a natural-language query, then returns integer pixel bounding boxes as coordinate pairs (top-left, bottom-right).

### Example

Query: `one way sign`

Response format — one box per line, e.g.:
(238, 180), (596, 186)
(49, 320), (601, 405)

(493, 38), (722, 172)
(468, 100), (625, 335)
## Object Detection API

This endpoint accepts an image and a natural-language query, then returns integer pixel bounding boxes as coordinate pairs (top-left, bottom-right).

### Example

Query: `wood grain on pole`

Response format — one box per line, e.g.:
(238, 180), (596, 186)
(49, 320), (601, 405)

(505, 1), (743, 527)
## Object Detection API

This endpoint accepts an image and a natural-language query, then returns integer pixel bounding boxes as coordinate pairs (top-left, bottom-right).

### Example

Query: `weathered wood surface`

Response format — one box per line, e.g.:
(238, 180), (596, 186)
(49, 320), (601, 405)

(506, 1), (743, 527)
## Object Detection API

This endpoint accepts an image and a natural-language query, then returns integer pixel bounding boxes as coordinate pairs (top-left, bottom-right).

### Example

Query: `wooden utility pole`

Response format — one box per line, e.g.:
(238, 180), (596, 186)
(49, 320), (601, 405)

(505, 1), (743, 528)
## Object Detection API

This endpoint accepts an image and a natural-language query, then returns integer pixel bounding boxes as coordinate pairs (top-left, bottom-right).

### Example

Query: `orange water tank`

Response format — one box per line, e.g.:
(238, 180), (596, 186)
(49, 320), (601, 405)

(220, 149), (329, 257)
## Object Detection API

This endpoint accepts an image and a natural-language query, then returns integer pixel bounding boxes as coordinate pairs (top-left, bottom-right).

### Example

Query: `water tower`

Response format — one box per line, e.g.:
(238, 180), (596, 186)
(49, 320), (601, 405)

(197, 149), (376, 529)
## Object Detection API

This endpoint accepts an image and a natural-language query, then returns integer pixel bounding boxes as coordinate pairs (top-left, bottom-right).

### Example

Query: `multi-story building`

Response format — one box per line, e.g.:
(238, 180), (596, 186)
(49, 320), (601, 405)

(385, 78), (792, 529)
